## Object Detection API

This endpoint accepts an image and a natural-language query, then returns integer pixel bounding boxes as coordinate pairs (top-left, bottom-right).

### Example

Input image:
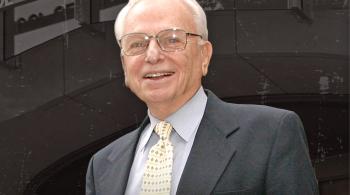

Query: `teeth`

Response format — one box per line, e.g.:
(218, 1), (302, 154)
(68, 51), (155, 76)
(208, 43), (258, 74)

(145, 72), (173, 78)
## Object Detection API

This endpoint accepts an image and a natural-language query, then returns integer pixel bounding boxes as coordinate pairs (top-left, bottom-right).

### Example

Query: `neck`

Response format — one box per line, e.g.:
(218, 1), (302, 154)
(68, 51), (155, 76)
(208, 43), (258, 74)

(148, 104), (179, 120)
(147, 88), (200, 120)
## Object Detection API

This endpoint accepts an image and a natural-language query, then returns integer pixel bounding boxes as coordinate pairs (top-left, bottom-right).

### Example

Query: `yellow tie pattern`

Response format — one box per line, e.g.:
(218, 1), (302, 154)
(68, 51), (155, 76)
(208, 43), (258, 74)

(140, 121), (173, 195)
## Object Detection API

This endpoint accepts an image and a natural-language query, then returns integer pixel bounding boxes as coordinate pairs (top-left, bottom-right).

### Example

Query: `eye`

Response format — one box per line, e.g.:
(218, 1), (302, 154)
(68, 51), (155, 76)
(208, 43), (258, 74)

(130, 41), (147, 48)
(166, 36), (181, 44)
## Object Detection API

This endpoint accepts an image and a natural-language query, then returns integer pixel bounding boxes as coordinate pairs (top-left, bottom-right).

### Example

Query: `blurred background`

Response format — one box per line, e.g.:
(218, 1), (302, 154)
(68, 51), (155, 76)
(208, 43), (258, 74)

(0, 0), (348, 194)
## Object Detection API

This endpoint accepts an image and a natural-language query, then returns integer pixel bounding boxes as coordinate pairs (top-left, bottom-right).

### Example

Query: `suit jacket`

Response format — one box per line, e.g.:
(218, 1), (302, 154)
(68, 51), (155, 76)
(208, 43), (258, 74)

(86, 90), (319, 195)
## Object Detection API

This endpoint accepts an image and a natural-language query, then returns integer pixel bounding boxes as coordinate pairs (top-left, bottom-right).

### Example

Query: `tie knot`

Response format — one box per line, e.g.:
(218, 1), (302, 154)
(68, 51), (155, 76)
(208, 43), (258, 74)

(154, 121), (172, 140)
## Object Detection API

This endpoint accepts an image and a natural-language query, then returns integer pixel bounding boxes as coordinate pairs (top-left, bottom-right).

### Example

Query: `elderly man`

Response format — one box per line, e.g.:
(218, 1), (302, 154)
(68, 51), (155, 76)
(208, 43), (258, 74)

(86, 0), (319, 194)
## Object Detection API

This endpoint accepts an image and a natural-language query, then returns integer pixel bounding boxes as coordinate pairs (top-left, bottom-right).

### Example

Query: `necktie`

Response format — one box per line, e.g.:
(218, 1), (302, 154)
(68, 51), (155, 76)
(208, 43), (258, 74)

(140, 121), (173, 195)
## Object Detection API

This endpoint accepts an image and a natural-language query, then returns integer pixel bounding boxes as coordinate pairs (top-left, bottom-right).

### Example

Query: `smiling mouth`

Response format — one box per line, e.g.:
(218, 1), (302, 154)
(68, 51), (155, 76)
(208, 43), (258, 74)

(144, 72), (174, 79)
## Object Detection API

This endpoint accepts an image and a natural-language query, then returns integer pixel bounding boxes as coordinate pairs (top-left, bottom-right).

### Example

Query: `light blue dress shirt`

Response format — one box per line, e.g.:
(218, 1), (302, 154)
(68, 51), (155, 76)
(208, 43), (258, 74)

(125, 87), (208, 195)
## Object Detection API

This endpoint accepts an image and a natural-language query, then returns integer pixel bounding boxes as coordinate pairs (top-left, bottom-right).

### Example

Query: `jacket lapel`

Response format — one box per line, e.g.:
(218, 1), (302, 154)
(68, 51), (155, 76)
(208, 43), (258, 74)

(176, 90), (240, 195)
(104, 117), (150, 195)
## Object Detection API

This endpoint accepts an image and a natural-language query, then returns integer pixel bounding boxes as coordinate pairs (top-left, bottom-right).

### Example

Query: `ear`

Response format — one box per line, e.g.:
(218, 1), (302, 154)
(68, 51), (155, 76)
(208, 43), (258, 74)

(200, 41), (213, 76)
(120, 52), (129, 87)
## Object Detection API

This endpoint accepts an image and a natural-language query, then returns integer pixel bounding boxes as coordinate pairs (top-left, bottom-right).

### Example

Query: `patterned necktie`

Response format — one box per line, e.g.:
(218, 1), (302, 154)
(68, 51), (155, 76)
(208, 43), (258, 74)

(140, 121), (173, 195)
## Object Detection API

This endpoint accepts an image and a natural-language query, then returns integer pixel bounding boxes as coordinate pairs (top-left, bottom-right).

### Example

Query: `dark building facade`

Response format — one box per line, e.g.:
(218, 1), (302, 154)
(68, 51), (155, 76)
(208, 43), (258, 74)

(0, 0), (348, 194)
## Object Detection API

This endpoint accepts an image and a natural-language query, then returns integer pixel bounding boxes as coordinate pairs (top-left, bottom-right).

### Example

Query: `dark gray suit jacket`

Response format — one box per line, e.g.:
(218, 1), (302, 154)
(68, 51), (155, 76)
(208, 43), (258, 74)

(86, 90), (319, 195)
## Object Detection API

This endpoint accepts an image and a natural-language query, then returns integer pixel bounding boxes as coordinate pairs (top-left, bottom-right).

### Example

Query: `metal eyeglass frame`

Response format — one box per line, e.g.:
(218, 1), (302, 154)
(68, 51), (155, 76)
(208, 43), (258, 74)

(118, 28), (203, 56)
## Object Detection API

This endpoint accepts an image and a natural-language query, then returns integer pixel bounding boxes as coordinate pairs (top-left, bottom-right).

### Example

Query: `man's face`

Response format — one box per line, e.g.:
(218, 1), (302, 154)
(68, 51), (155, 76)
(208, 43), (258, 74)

(120, 0), (212, 113)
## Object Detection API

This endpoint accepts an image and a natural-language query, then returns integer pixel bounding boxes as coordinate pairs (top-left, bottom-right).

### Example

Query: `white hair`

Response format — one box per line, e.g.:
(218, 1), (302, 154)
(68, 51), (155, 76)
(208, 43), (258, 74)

(114, 0), (208, 42)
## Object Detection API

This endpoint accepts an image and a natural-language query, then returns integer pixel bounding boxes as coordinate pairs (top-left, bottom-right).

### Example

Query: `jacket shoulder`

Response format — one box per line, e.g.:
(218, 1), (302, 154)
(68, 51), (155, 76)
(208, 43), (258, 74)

(206, 90), (295, 123)
(92, 128), (140, 162)
(229, 103), (294, 117)
(206, 90), (300, 134)
(228, 102), (298, 126)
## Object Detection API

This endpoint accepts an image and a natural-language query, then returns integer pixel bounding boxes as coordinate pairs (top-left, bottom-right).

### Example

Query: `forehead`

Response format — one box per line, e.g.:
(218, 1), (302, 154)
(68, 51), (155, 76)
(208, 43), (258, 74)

(123, 0), (196, 34)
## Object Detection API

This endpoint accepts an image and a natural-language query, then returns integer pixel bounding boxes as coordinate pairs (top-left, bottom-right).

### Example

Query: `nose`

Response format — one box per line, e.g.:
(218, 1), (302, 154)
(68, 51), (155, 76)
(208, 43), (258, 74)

(144, 39), (163, 64)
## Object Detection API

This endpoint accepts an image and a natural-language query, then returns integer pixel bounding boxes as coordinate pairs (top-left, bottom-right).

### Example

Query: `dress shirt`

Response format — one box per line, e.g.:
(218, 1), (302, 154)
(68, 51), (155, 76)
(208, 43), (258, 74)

(125, 87), (208, 195)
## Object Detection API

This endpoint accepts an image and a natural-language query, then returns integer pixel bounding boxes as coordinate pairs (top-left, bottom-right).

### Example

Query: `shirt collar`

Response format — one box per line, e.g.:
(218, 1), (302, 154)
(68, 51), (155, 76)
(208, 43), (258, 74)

(166, 87), (207, 142)
(138, 87), (207, 151)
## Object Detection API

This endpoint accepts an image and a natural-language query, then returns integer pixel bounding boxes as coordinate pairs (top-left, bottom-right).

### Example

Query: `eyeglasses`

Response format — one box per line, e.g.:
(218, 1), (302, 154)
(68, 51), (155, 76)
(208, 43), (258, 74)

(118, 28), (202, 56)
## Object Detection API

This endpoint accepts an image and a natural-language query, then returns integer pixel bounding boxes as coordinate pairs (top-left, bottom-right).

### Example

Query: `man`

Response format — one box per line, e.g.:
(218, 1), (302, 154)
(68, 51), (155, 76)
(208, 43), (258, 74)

(86, 0), (319, 194)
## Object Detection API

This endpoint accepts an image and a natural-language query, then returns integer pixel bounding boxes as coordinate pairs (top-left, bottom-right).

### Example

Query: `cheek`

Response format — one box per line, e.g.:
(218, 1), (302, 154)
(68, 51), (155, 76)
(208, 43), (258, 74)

(187, 51), (203, 77)
(176, 57), (201, 90)
(176, 56), (192, 80)
(122, 64), (140, 89)
(124, 58), (142, 78)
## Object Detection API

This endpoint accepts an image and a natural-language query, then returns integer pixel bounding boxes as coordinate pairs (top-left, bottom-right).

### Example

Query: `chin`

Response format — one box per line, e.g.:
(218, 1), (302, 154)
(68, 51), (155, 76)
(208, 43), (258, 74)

(143, 90), (175, 104)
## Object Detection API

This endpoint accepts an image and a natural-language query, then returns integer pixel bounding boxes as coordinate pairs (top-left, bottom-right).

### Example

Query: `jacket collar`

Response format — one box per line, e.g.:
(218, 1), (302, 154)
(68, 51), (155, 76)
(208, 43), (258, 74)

(104, 117), (149, 195)
(176, 89), (240, 194)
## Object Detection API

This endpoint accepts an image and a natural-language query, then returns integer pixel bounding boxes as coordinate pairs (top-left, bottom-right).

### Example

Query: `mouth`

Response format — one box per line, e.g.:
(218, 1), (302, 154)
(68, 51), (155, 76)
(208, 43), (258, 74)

(144, 72), (174, 80)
